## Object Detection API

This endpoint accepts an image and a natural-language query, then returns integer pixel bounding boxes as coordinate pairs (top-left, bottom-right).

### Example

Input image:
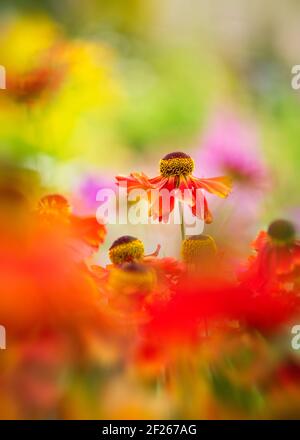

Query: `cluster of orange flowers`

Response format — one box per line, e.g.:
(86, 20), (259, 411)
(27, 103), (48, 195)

(1, 157), (300, 419)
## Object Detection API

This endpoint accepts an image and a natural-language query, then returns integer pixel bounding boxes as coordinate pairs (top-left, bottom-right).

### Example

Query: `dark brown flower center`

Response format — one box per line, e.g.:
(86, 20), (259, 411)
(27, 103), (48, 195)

(109, 236), (145, 265)
(267, 219), (295, 244)
(160, 152), (194, 177)
(162, 152), (191, 160)
(109, 235), (138, 250)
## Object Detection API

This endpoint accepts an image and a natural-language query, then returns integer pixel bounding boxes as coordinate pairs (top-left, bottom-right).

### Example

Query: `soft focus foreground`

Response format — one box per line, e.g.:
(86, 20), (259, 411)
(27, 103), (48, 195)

(0, 1), (300, 420)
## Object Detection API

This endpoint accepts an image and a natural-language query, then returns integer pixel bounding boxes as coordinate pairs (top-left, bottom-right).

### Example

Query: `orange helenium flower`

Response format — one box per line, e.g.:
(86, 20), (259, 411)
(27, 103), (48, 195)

(36, 194), (106, 255)
(0, 192), (111, 337)
(253, 220), (300, 273)
(7, 64), (65, 104)
(242, 219), (300, 291)
(116, 151), (232, 223)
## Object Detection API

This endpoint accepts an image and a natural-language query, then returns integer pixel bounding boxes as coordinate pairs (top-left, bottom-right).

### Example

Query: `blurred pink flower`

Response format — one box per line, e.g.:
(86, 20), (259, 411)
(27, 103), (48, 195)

(287, 207), (300, 235)
(193, 109), (270, 254)
(72, 174), (115, 216)
(195, 109), (269, 215)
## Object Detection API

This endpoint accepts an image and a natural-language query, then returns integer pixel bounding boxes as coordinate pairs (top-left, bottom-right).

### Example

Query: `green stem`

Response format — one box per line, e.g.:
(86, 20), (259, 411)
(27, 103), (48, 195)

(179, 202), (186, 241)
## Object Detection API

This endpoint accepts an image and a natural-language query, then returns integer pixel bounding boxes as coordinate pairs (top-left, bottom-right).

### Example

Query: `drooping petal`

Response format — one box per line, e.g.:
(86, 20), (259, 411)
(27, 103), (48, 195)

(116, 172), (156, 191)
(252, 231), (268, 252)
(149, 175), (169, 189)
(178, 175), (194, 205)
(191, 194), (212, 223)
(149, 177), (176, 222)
(70, 216), (106, 249)
(163, 175), (177, 192)
(192, 176), (232, 198)
(276, 247), (296, 275)
(203, 196), (213, 223)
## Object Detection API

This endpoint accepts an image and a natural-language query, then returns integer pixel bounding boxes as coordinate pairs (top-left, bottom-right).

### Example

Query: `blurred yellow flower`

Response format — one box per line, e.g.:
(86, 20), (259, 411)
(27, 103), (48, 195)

(0, 14), (123, 163)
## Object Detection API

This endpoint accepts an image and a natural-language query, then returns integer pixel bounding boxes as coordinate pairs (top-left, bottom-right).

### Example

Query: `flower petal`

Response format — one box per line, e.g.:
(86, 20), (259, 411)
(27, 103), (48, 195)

(192, 176), (232, 198)
(192, 194), (212, 223)
(178, 175), (193, 204)
(252, 231), (268, 252)
(116, 172), (156, 191)
(71, 216), (106, 249)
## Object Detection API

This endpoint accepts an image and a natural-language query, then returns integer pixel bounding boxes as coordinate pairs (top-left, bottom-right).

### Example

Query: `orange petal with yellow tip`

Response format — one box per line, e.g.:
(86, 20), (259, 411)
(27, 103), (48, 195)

(116, 172), (155, 191)
(192, 176), (232, 198)
(71, 216), (106, 249)
(192, 195), (212, 223)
